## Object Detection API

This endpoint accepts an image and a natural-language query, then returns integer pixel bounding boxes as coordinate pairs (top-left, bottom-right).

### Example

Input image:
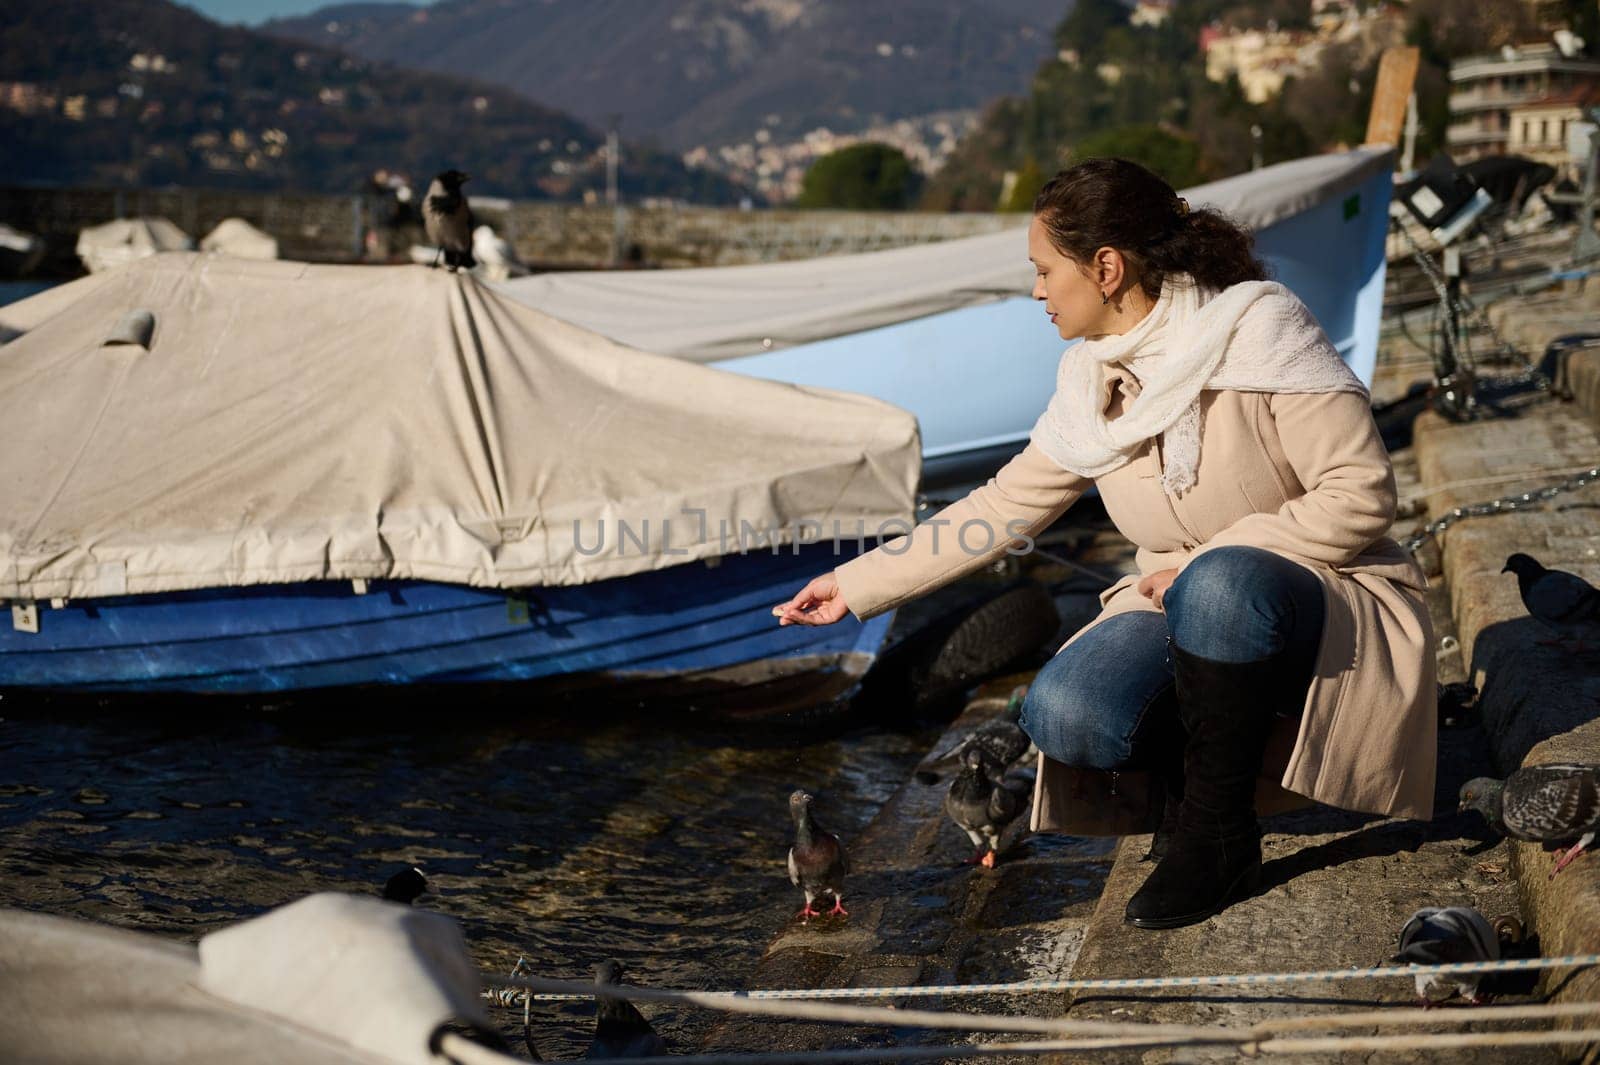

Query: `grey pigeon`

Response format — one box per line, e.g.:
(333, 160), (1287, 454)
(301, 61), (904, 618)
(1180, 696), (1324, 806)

(1503, 553), (1600, 649)
(1390, 906), (1500, 1005)
(944, 747), (1026, 868)
(586, 960), (666, 1059)
(423, 169), (476, 272)
(381, 866), (427, 904)
(933, 685), (1033, 769)
(787, 790), (848, 919)
(1460, 763), (1600, 878)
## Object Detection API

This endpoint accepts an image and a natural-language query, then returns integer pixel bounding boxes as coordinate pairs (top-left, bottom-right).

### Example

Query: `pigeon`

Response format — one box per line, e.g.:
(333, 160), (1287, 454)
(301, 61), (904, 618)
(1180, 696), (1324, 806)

(932, 685), (1033, 769)
(787, 790), (848, 919)
(381, 866), (427, 904)
(423, 169), (476, 272)
(471, 223), (527, 281)
(586, 960), (666, 1059)
(1390, 906), (1500, 1005)
(944, 747), (1026, 868)
(1502, 553), (1600, 650)
(1460, 763), (1600, 878)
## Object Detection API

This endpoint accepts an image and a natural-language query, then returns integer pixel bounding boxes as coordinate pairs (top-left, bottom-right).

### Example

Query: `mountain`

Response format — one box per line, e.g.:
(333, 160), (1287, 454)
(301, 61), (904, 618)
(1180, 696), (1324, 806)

(263, 0), (1074, 151)
(922, 0), (1317, 210)
(0, 0), (747, 202)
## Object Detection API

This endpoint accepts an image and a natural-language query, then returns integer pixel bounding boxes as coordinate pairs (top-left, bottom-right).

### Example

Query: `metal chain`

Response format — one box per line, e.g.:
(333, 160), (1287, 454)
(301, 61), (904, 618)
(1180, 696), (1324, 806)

(1383, 222), (1600, 554)
(1456, 286), (1555, 393)
(1392, 220), (1555, 395)
(1399, 464), (1600, 553)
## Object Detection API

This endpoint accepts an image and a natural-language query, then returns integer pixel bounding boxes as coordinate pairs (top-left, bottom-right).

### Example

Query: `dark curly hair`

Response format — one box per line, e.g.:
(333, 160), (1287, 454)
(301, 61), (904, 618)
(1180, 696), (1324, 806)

(1032, 157), (1268, 300)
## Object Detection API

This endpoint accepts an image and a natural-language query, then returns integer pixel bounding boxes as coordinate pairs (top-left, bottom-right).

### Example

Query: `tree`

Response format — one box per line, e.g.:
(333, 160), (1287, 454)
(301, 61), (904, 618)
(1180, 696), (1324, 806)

(1405, 0), (1541, 58)
(1000, 158), (1045, 212)
(1070, 125), (1206, 189)
(1056, 0), (1131, 57)
(796, 143), (922, 209)
(1274, 41), (1373, 152)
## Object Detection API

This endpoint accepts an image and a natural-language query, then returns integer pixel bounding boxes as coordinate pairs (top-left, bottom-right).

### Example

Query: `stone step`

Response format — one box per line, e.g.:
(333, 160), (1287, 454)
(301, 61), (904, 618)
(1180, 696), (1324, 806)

(1053, 578), (1550, 1063)
(1412, 291), (1600, 1039)
(703, 670), (1114, 1059)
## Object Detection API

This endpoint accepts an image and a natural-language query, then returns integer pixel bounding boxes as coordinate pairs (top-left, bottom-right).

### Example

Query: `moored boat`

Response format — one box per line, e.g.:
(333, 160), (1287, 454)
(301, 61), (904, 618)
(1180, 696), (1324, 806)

(74, 216), (192, 273)
(0, 255), (918, 702)
(498, 147), (1394, 488)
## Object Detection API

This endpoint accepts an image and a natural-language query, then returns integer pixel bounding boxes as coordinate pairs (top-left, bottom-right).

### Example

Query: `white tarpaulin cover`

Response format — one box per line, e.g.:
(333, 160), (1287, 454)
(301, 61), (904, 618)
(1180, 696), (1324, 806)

(0, 254), (919, 601)
(201, 217), (280, 260)
(76, 216), (194, 274)
(199, 894), (490, 1065)
(498, 148), (1394, 362)
(0, 900), (512, 1065)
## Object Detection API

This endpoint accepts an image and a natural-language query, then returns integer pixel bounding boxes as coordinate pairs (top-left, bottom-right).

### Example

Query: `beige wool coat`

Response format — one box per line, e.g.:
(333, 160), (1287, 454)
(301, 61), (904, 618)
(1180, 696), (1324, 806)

(834, 368), (1437, 833)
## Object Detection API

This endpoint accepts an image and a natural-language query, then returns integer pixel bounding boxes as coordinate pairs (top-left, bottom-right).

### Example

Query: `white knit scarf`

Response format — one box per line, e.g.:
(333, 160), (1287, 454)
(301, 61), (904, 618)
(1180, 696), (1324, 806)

(1029, 277), (1368, 496)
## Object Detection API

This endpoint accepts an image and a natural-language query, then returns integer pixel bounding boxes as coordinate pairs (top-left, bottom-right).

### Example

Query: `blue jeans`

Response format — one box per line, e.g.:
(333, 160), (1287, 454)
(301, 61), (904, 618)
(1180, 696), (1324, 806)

(1018, 546), (1326, 770)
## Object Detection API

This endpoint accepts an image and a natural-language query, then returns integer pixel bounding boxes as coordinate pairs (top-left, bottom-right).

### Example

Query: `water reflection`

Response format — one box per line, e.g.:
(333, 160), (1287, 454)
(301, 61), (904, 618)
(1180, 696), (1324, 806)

(0, 692), (942, 1057)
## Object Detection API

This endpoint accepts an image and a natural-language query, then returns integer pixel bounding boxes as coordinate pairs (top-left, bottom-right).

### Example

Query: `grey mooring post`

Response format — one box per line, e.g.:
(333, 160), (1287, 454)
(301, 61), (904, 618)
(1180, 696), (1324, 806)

(606, 118), (625, 267)
(1576, 106), (1600, 264)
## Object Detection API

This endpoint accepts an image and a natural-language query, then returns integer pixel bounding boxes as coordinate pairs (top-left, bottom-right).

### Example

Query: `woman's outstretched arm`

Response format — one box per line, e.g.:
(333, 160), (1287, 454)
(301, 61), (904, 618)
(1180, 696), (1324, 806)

(775, 442), (1088, 625)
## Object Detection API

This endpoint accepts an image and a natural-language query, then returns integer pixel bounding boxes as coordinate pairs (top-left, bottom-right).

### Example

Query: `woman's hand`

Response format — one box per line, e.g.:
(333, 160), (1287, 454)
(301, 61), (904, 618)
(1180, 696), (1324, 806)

(772, 573), (850, 626)
(1137, 567), (1179, 611)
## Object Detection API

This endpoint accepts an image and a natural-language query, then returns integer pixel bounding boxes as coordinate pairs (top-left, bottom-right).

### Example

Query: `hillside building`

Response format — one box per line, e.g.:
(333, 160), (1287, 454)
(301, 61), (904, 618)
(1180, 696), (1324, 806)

(1449, 40), (1600, 161)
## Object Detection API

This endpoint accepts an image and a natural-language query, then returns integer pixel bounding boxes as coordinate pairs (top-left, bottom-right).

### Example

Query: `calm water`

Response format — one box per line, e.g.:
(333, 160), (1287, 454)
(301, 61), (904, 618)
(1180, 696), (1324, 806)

(0, 271), (1105, 1057)
(0, 691), (942, 1058)
(0, 279), (58, 307)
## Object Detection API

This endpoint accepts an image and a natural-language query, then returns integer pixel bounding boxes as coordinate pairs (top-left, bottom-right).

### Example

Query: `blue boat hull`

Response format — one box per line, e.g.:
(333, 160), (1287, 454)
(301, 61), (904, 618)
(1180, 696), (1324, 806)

(0, 542), (892, 701)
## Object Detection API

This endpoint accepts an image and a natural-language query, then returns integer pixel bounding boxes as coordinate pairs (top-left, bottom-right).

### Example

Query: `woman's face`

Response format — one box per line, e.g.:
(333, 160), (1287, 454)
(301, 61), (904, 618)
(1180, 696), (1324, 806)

(1028, 216), (1111, 341)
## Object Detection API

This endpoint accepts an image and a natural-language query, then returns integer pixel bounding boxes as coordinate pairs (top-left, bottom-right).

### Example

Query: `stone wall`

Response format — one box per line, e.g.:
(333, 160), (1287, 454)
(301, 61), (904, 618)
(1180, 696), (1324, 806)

(0, 186), (367, 265)
(488, 201), (1015, 268)
(1, 185), (1018, 273)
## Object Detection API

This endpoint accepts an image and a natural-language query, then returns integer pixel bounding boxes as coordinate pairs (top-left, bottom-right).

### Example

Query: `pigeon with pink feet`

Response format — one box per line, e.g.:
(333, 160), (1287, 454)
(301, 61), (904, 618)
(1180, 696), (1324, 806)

(787, 790), (848, 920)
(1390, 906), (1503, 1006)
(1461, 764), (1600, 879)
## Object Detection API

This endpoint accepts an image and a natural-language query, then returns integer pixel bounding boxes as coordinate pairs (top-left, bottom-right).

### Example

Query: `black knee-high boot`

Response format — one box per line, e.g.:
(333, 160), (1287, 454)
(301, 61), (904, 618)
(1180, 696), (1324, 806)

(1124, 644), (1302, 929)
(1141, 725), (1186, 863)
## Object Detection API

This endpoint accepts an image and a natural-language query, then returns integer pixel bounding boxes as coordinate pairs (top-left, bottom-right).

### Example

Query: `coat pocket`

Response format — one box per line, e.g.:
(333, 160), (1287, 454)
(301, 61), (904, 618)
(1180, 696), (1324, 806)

(1236, 470), (1287, 517)
(1097, 572), (1140, 607)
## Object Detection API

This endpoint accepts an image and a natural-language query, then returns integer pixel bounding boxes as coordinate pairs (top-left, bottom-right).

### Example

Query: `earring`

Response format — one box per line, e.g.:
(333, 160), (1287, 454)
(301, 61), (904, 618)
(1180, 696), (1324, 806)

(1101, 292), (1110, 306)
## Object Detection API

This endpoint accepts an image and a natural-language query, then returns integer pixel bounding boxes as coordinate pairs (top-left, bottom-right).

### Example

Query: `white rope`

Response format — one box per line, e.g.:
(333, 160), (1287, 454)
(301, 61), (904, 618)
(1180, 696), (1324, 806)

(472, 973), (1600, 1064)
(437, 1033), (524, 1065)
(436, 1034), (1241, 1065)
(487, 973), (1600, 1034)
(443, 1020), (1600, 1065)
(483, 953), (1600, 1005)
(494, 975), (1216, 1039)
(1251, 1028), (1600, 1056)
(1255, 1001), (1600, 1034)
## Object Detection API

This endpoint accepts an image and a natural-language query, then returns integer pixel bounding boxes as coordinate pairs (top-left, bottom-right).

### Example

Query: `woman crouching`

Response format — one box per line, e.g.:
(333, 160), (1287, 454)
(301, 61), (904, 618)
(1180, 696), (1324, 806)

(772, 157), (1434, 929)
